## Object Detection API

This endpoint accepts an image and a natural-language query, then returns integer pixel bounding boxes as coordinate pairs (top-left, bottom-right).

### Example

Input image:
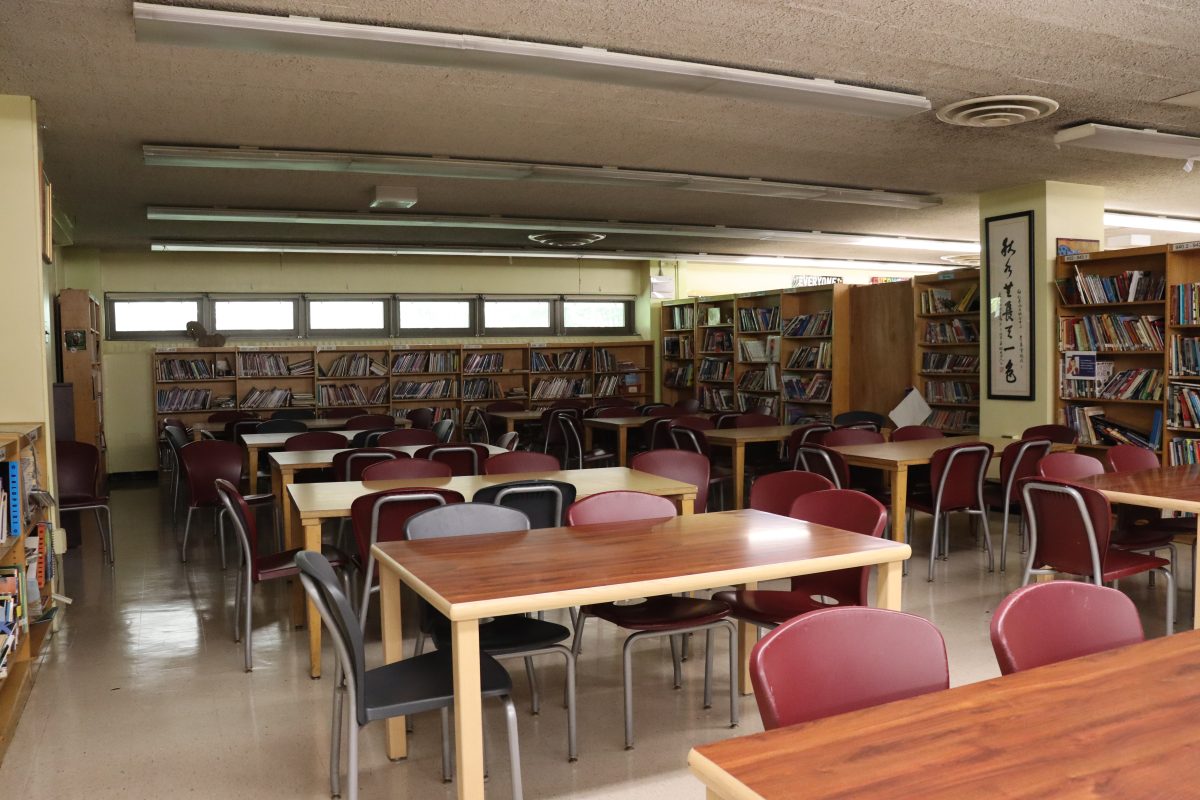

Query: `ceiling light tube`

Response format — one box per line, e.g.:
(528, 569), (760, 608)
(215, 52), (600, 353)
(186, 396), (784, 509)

(132, 3), (931, 118)
(1055, 123), (1200, 160)
(1104, 211), (1200, 234)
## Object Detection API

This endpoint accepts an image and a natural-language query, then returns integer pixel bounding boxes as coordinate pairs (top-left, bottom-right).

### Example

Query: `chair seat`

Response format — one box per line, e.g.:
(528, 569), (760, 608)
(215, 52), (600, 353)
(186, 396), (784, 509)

(907, 489), (975, 515)
(245, 492), (273, 506)
(363, 649), (512, 722)
(1098, 549), (1171, 582)
(584, 595), (730, 631)
(257, 545), (350, 581)
(981, 482), (1013, 511)
(432, 614), (571, 656)
(710, 589), (830, 627)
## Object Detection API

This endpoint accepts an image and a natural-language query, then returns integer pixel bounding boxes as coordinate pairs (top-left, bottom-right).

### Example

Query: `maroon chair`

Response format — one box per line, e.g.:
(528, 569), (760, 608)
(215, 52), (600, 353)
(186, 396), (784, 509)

(823, 428), (884, 447)
(484, 400), (525, 442)
(361, 458), (453, 481)
(673, 398), (701, 413)
(712, 412), (740, 429)
(630, 449), (711, 513)
(792, 443), (851, 489)
(1019, 476), (1174, 634)
(990, 582), (1144, 676)
(1104, 445), (1186, 572)
(1037, 452), (1103, 480)
(595, 396), (636, 408)
(833, 410), (888, 432)
(214, 478), (349, 671)
(638, 403), (670, 416)
(749, 607), (948, 730)
(594, 406), (633, 419)
(640, 417), (678, 451)
(284, 431), (349, 451)
(415, 443), (491, 476)
(669, 421), (733, 509)
(343, 414), (396, 431)
(747, 470), (834, 516)
(55, 440), (114, 564)
(331, 448), (401, 481)
(785, 423), (834, 466)
(891, 425), (944, 442)
(982, 438), (1053, 571)
(734, 413), (778, 428)
(376, 428), (439, 447)
(324, 407), (368, 420)
(537, 408), (577, 462)
(406, 408), (436, 430)
(672, 415), (714, 431)
(1022, 423), (1077, 444)
(712, 490), (887, 628)
(555, 413), (617, 470)
(565, 491), (736, 748)
(907, 442), (994, 582)
(484, 451), (561, 475)
(647, 406), (688, 419)
(178, 440), (272, 567)
(225, 418), (262, 442)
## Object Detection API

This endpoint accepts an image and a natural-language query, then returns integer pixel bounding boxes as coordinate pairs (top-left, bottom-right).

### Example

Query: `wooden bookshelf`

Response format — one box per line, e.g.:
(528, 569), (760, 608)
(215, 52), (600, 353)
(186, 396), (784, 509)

(913, 269), (981, 434)
(734, 291), (783, 417)
(696, 295), (736, 412)
(780, 286), (849, 424)
(660, 299), (697, 407)
(56, 289), (106, 478)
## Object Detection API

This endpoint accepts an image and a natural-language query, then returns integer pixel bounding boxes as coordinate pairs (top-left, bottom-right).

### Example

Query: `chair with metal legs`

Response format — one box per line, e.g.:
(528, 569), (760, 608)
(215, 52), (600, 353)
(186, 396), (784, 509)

(983, 438), (1052, 572)
(905, 442), (995, 582)
(177, 440), (274, 568)
(55, 439), (115, 565)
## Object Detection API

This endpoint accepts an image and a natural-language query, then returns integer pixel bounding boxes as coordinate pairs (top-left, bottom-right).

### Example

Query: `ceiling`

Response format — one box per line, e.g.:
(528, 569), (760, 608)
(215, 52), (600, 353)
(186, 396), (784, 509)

(4, 0), (1200, 261)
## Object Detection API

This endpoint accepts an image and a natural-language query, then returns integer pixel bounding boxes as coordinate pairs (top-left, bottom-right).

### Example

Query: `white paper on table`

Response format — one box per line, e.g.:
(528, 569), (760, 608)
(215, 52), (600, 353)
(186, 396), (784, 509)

(890, 389), (932, 429)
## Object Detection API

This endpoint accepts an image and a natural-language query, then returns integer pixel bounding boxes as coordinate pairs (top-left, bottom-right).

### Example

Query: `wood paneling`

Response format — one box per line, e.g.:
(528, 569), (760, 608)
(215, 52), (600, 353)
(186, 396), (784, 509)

(849, 280), (914, 419)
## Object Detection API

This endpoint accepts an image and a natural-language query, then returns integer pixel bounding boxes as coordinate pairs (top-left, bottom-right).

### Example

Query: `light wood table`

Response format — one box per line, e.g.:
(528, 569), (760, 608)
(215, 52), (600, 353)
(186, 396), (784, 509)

(374, 508), (910, 800)
(827, 435), (1073, 545)
(489, 409), (542, 433)
(1073, 464), (1200, 626)
(582, 415), (647, 465)
(190, 416), (389, 441)
(704, 426), (804, 509)
(238, 420), (414, 493)
(690, 630), (1200, 799)
(289, 466), (699, 678)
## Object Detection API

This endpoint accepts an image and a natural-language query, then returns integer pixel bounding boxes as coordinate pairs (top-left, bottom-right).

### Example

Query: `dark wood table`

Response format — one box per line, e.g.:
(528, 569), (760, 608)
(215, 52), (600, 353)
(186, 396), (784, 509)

(581, 415), (646, 465)
(690, 630), (1200, 799)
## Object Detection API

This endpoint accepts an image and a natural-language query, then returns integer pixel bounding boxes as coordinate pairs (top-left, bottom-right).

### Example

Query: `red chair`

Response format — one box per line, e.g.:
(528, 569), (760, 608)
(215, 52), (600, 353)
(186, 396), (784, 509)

(1022, 423), (1077, 444)
(640, 417), (677, 451)
(331, 448), (401, 481)
(178, 440), (273, 567)
(713, 489), (887, 629)
(833, 410), (888, 431)
(748, 471), (833, 516)
(324, 407), (368, 420)
(484, 400), (525, 442)
(792, 443), (851, 489)
(990, 582), (1144, 675)
(284, 431), (348, 451)
(891, 426), (944, 442)
(673, 398), (701, 413)
(672, 415), (714, 431)
(638, 403), (670, 415)
(55, 440), (114, 565)
(565, 491), (736, 748)
(484, 451), (561, 475)
(343, 414), (395, 431)
(375, 428), (438, 447)
(225, 418), (262, 442)
(594, 406), (633, 419)
(668, 422), (733, 509)
(630, 449), (711, 513)
(734, 413), (778, 428)
(784, 423), (834, 467)
(823, 428), (884, 447)
(712, 412), (740, 429)
(983, 438), (1053, 571)
(1104, 445), (1187, 574)
(643, 405), (679, 418)
(361, 458), (453, 481)
(907, 442), (994, 582)
(749, 607), (948, 730)
(1019, 476), (1174, 634)
(1038, 451), (1103, 480)
(415, 443), (491, 476)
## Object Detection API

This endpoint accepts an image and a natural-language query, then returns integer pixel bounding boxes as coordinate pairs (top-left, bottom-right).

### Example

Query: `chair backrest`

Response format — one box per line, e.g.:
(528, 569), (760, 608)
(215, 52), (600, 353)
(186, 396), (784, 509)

(990, 582), (1144, 676)
(332, 448), (401, 481)
(350, 428), (394, 448)
(673, 398), (701, 412)
(55, 440), (100, 499)
(641, 417), (678, 450)
(787, 489), (889, 604)
(324, 406), (368, 420)
(414, 443), (490, 476)
(785, 423), (834, 460)
(595, 406), (633, 418)
(792, 444), (850, 489)
(270, 408), (316, 421)
(163, 424), (190, 454)
(496, 431), (520, 451)
(832, 410), (888, 431)
(473, 479), (577, 528)
(630, 448), (710, 513)
(748, 470), (834, 516)
(350, 487), (465, 556)
(566, 490), (677, 525)
(405, 502), (531, 540)
(208, 410), (255, 423)
(406, 408), (435, 430)
(257, 418), (308, 433)
(672, 415), (715, 431)
(643, 405), (679, 417)
(227, 418), (262, 440)
(485, 400), (525, 413)
(1037, 452), (1103, 481)
(750, 606), (948, 730)
(929, 442), (994, 510)
(1105, 444), (1161, 472)
(284, 431), (348, 452)
(734, 412), (778, 428)
(712, 412), (740, 429)
(555, 413), (591, 467)
(822, 428), (885, 447)
(179, 440), (243, 506)
(361, 458), (453, 481)
(483, 450), (561, 475)
(376, 428), (439, 447)
(1019, 476), (1114, 579)
(1022, 424), (1077, 444)
(891, 425), (944, 442)
(670, 425), (711, 458)
(432, 418), (456, 442)
(997, 438), (1053, 505)
(638, 403), (669, 416)
(539, 408), (575, 449)
(595, 396), (636, 408)
(343, 414), (395, 431)
(215, 477), (263, 579)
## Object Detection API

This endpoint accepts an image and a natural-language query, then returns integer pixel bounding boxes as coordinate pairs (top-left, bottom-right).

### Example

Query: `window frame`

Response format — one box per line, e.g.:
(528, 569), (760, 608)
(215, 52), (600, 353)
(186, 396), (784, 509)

(558, 296), (636, 336)
(394, 295), (477, 338)
(480, 295), (557, 337)
(306, 294), (392, 338)
(209, 294), (301, 338)
(105, 293), (206, 341)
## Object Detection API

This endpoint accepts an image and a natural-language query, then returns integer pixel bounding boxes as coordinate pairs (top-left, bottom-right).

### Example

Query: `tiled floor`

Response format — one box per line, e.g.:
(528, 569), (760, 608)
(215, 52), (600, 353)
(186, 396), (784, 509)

(0, 479), (1183, 798)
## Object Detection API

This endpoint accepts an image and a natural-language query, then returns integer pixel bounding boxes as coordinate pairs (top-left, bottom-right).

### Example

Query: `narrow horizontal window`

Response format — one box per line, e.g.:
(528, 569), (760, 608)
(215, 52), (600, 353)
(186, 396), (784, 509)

(398, 300), (472, 330)
(484, 300), (551, 330)
(213, 299), (296, 333)
(563, 300), (628, 329)
(309, 299), (386, 331)
(110, 299), (199, 334)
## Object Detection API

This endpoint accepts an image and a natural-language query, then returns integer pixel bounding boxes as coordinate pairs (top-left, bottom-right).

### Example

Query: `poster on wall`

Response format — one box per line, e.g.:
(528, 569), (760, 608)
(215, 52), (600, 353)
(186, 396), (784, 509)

(985, 211), (1035, 400)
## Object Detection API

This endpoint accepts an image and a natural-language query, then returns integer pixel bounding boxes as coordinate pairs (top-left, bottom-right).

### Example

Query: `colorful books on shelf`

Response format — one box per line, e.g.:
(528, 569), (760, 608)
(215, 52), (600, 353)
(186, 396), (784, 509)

(320, 352), (387, 377)
(461, 378), (501, 401)
(156, 387), (212, 412)
(786, 407), (831, 425)
(700, 386), (734, 411)
(240, 386), (293, 409)
(663, 335), (693, 359)
(157, 358), (214, 381)
(664, 363), (694, 389)
(238, 352), (291, 377)
(668, 305), (695, 329)
(1168, 436), (1200, 465)
(1169, 336), (1200, 376)
(698, 358), (733, 382)
(1055, 270), (1165, 305)
(922, 319), (979, 344)
(288, 357), (314, 376)
(596, 373), (641, 397)
(923, 380), (978, 404)
(921, 352), (979, 373)
(1168, 382), (1200, 430)
(530, 376), (591, 400)
(786, 342), (833, 370)
(1172, 283), (1200, 325)
(926, 408), (979, 433)
(738, 306), (780, 332)
(1061, 404), (1158, 449)
(782, 311), (833, 338)
(463, 352), (506, 374)
(737, 368), (778, 392)
(594, 349), (619, 372)
(783, 374), (832, 402)
(737, 339), (768, 362)
(738, 394), (778, 414)
(391, 350), (458, 374)
(1096, 368), (1163, 401)
(316, 383), (383, 407)
(1058, 315), (1164, 352)
(391, 379), (456, 400)
(702, 329), (733, 352)
(920, 284), (977, 315)
(291, 391), (314, 407)
(531, 348), (592, 372)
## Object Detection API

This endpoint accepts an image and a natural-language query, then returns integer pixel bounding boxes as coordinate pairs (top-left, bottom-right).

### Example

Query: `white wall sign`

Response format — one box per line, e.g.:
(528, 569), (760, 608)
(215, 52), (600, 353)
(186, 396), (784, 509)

(790, 275), (843, 287)
(985, 211), (1035, 400)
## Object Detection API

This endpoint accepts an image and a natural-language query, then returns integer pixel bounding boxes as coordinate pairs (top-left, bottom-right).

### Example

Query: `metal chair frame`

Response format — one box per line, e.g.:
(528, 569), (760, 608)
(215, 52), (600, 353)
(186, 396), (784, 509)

(357, 492), (451, 629)
(994, 438), (1052, 571)
(906, 443), (994, 582)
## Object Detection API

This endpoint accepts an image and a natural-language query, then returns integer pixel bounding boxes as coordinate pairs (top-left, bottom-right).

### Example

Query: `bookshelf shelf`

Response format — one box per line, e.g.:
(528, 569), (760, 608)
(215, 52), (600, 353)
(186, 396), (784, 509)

(1059, 301), (1165, 310)
(914, 269), (981, 435)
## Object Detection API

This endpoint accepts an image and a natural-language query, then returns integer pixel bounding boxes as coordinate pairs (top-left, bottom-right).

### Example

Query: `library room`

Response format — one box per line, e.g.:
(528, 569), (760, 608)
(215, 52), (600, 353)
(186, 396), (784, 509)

(4, 3), (1200, 798)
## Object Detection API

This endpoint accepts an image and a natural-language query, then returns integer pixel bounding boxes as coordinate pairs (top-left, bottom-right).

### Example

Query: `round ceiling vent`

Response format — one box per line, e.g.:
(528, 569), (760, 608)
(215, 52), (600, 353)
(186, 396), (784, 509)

(528, 232), (606, 247)
(941, 253), (981, 267)
(935, 95), (1059, 127)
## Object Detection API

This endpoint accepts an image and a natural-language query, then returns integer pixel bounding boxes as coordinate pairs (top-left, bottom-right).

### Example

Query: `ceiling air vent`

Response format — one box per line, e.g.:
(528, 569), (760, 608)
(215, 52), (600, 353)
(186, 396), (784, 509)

(528, 232), (606, 247)
(940, 254), (981, 267)
(936, 95), (1059, 128)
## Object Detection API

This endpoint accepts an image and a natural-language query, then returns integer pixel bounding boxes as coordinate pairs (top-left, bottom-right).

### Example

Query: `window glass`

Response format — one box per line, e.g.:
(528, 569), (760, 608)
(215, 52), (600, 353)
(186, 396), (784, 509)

(309, 300), (386, 330)
(563, 301), (627, 329)
(111, 300), (199, 333)
(398, 300), (472, 329)
(214, 300), (295, 331)
(484, 300), (551, 329)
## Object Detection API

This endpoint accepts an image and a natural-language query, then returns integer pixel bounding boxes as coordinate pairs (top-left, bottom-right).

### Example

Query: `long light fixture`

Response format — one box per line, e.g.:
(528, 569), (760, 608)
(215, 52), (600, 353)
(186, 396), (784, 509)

(142, 145), (940, 210)
(1055, 123), (1200, 161)
(1104, 211), (1200, 234)
(131, 3), (931, 118)
(146, 206), (980, 254)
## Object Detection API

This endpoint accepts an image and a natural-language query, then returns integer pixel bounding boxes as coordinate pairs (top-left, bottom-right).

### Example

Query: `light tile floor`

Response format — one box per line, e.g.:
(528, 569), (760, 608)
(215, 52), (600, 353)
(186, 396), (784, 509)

(0, 480), (1184, 798)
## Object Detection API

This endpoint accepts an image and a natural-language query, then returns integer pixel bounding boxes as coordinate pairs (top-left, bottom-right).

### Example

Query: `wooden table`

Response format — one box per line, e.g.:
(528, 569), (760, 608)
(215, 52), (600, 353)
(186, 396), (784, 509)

(374, 508), (910, 800)
(289, 466), (700, 678)
(827, 436), (1073, 545)
(489, 409), (542, 433)
(582, 415), (646, 465)
(190, 416), (397, 441)
(690, 630), (1200, 799)
(237, 421), (414, 482)
(1073, 465), (1200, 626)
(705, 426), (803, 509)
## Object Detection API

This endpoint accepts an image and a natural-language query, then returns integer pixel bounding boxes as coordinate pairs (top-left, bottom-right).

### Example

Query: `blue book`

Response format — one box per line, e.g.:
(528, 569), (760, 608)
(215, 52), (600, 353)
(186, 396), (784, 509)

(1150, 408), (1163, 450)
(4, 462), (18, 540)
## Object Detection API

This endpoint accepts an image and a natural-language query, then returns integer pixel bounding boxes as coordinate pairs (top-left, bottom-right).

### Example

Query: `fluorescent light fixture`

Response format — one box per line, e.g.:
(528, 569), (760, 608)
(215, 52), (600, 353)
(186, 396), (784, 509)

(146, 206), (978, 253)
(132, 3), (931, 119)
(142, 145), (940, 209)
(1104, 211), (1200, 234)
(1055, 123), (1200, 160)
(732, 256), (945, 274)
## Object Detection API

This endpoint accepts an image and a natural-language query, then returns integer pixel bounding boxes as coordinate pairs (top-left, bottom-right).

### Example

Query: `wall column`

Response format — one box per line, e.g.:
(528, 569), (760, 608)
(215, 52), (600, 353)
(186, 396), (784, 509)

(978, 181), (1104, 437)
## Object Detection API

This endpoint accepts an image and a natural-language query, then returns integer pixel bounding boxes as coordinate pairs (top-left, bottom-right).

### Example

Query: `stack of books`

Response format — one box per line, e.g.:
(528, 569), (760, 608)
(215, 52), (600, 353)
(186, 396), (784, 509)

(239, 353), (291, 377)
(156, 387), (212, 412)
(157, 358), (214, 380)
(701, 387), (734, 410)
(321, 353), (387, 377)
(462, 378), (501, 400)
(737, 368), (778, 391)
(530, 377), (591, 399)
(784, 374), (831, 402)
(921, 353), (979, 373)
(698, 358), (733, 381)
(664, 363), (694, 388)
(702, 329), (733, 352)
(786, 342), (832, 370)
(668, 305), (695, 329)
(923, 380), (977, 404)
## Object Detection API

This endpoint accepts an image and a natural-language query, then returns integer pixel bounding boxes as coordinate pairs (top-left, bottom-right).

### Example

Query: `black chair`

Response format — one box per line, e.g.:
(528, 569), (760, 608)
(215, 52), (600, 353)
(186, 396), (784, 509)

(556, 413), (616, 469)
(256, 419), (308, 433)
(162, 424), (191, 522)
(406, 503), (578, 761)
(432, 418), (456, 442)
(349, 428), (392, 448)
(294, 552), (522, 800)
(472, 480), (578, 529)
(833, 410), (888, 431)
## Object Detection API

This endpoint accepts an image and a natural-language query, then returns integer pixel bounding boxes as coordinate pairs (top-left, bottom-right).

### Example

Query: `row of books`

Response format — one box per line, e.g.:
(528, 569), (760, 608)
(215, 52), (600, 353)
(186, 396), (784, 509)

(786, 342), (832, 370)
(925, 408), (979, 433)
(1169, 336), (1200, 376)
(391, 350), (458, 374)
(392, 379), (456, 400)
(738, 338), (781, 363)
(919, 285), (978, 314)
(922, 319), (979, 345)
(157, 358), (223, 381)
(1168, 437), (1200, 466)
(462, 378), (502, 401)
(702, 329), (733, 353)
(1169, 383), (1200, 430)
(531, 348), (591, 372)
(783, 311), (832, 338)
(663, 335), (694, 359)
(240, 387), (294, 409)
(1058, 315), (1164, 352)
(1055, 270), (1165, 306)
(320, 353), (387, 377)
(397, 407), (459, 424)
(463, 352), (506, 373)
(594, 349), (625, 372)
(0, 565), (27, 680)
(664, 364), (694, 389)
(531, 377), (591, 399)
(701, 306), (733, 326)
(291, 391), (314, 407)
(784, 374), (832, 402)
(1098, 368), (1164, 401)
(738, 306), (780, 332)
(1061, 404), (1161, 449)
(737, 368), (779, 391)
(921, 352), (979, 373)
(739, 395), (778, 414)
(596, 374), (640, 397)
(924, 380), (978, 405)
(786, 408), (831, 425)
(156, 387), (212, 412)
(701, 387), (734, 411)
(317, 383), (389, 406)
(698, 358), (733, 381)
(667, 305), (696, 330)
(1172, 283), (1200, 325)
(239, 353), (311, 377)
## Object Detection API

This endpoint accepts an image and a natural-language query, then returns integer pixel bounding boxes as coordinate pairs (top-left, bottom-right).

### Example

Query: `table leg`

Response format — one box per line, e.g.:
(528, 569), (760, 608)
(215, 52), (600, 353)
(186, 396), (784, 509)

(506, 418), (516, 434)
(1194, 517), (1200, 630)
(889, 467), (908, 544)
(246, 445), (259, 494)
(731, 443), (746, 510)
(676, 494), (695, 516)
(304, 520), (323, 678)
(617, 427), (628, 467)
(279, 467), (296, 545)
(452, 618), (485, 799)
(875, 559), (903, 610)
(736, 582), (757, 695)
(584, 425), (593, 451)
(192, 428), (202, 442)
(380, 564), (408, 759)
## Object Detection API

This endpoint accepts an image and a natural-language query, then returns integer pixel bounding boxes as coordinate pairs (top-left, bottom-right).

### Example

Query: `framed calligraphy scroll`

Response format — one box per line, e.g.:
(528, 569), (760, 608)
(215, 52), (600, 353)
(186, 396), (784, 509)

(985, 211), (1035, 400)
